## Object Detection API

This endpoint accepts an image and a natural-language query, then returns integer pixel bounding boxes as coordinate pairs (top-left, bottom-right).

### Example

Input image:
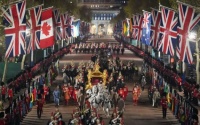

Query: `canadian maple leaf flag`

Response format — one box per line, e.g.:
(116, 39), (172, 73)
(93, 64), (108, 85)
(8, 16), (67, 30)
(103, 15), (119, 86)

(40, 8), (54, 49)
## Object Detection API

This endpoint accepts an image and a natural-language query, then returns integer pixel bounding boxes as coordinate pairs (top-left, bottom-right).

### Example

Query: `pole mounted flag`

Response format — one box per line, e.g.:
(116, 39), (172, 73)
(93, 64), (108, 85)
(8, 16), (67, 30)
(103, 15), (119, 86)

(2, 0), (26, 58)
(157, 5), (178, 56)
(176, 1), (200, 64)
(26, 5), (42, 54)
(39, 7), (54, 49)
(141, 10), (152, 46)
(150, 8), (161, 48)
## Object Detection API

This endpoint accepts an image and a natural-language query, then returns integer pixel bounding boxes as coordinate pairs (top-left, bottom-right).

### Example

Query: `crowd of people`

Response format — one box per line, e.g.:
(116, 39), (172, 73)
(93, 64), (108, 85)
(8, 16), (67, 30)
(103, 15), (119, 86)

(58, 46), (142, 125)
(74, 42), (125, 55)
(0, 45), (71, 125)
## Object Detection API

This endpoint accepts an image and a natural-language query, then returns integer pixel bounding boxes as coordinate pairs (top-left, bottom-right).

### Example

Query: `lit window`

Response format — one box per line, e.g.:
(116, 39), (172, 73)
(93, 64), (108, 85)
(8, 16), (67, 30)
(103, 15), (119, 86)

(104, 17), (106, 20)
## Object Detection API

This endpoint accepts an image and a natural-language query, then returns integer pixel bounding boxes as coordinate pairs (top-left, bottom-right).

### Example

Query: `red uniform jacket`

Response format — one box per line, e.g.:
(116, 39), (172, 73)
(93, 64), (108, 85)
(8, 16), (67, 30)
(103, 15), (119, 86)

(69, 86), (74, 97)
(118, 88), (124, 99)
(1, 86), (6, 95)
(0, 118), (5, 125)
(123, 87), (128, 97)
(73, 89), (78, 101)
(32, 88), (37, 101)
(8, 89), (13, 98)
(37, 100), (43, 110)
(160, 98), (168, 109)
(43, 86), (49, 96)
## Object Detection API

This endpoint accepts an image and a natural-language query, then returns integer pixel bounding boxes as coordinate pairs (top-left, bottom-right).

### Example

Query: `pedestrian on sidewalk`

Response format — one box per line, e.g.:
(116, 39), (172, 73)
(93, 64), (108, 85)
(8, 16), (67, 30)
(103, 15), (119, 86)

(160, 96), (168, 118)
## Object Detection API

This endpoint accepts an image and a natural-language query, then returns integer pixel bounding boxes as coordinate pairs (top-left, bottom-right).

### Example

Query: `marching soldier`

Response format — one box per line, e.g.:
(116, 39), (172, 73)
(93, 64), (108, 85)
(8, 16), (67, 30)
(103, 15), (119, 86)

(54, 108), (62, 121)
(132, 86), (139, 105)
(1, 84), (7, 102)
(8, 87), (13, 105)
(43, 84), (49, 103)
(37, 98), (43, 118)
(160, 96), (168, 118)
(63, 84), (70, 105)
(118, 88), (125, 100)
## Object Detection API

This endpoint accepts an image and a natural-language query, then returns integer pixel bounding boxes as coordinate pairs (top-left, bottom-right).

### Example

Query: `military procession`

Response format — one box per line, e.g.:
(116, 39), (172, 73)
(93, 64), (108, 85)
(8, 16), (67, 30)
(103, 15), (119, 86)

(59, 46), (141, 125)
(74, 42), (125, 55)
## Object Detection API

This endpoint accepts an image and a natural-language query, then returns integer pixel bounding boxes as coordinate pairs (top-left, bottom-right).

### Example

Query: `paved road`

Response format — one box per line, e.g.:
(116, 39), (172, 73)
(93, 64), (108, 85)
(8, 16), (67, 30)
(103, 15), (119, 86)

(21, 36), (179, 125)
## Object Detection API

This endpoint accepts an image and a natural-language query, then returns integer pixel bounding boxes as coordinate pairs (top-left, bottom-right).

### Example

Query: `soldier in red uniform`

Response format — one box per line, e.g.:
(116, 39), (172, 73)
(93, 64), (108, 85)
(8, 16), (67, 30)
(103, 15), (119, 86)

(0, 118), (5, 125)
(63, 84), (70, 105)
(160, 96), (168, 118)
(73, 89), (78, 103)
(37, 98), (43, 118)
(118, 88), (124, 100)
(18, 96), (22, 121)
(123, 86), (128, 100)
(32, 87), (37, 101)
(25, 94), (30, 112)
(43, 84), (49, 103)
(68, 85), (74, 99)
(132, 86), (139, 105)
(1, 85), (7, 102)
(8, 88), (13, 105)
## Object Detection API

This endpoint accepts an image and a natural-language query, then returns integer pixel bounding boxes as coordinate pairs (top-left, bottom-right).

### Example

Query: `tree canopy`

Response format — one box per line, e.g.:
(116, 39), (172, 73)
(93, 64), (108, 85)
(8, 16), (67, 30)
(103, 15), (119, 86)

(111, 0), (200, 24)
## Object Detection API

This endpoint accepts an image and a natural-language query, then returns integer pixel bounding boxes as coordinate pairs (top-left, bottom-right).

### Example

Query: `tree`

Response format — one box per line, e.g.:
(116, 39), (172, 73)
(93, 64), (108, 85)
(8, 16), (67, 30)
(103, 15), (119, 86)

(123, 0), (172, 18)
(169, 0), (200, 12)
(110, 8), (127, 24)
(79, 5), (92, 22)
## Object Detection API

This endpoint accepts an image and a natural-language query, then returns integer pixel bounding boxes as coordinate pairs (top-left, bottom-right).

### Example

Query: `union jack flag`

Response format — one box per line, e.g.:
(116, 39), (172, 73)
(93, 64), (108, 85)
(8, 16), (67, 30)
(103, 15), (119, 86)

(133, 15), (143, 42)
(53, 9), (62, 40)
(26, 5), (42, 54)
(60, 13), (68, 39)
(132, 15), (137, 39)
(158, 6), (178, 56)
(2, 1), (26, 58)
(150, 9), (161, 48)
(176, 2), (200, 64)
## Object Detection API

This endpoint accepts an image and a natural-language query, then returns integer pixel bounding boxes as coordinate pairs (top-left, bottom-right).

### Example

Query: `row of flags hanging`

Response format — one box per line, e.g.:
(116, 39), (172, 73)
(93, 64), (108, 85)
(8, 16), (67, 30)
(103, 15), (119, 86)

(114, 1), (200, 64)
(2, 0), (90, 58)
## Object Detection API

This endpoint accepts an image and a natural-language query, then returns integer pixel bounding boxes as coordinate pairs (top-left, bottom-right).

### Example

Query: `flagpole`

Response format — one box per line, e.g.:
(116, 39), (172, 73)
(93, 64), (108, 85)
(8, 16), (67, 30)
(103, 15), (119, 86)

(42, 6), (54, 11)
(159, 4), (177, 12)
(26, 4), (44, 11)
(7, 0), (24, 5)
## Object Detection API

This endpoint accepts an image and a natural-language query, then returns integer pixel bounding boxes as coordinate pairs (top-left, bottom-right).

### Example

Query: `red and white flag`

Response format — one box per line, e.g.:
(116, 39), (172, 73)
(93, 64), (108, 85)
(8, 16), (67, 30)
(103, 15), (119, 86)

(40, 8), (54, 49)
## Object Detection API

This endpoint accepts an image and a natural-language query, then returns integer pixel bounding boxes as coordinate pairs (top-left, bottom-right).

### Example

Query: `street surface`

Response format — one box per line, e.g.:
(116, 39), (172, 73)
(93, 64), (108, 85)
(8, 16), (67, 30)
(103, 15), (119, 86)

(21, 36), (179, 125)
